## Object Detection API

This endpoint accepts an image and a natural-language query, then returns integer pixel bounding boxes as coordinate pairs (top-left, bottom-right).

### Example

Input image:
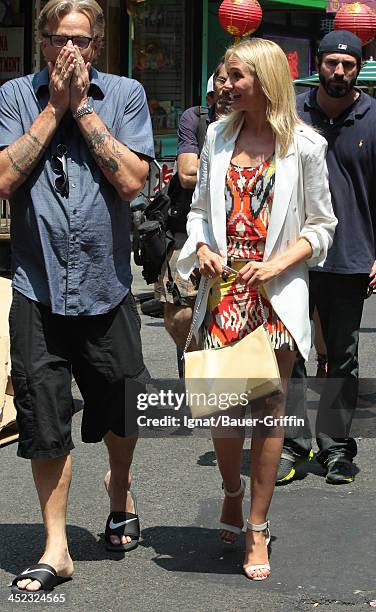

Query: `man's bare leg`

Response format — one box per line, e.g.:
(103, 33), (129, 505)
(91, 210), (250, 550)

(104, 431), (138, 546)
(16, 454), (73, 591)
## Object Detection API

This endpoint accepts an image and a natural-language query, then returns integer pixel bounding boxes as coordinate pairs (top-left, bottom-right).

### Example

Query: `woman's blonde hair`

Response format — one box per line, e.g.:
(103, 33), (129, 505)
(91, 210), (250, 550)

(37, 0), (105, 56)
(222, 38), (302, 157)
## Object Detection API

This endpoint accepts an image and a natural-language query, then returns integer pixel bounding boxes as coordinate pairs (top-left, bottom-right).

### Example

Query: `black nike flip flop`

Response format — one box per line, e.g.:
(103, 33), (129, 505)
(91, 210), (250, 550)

(104, 491), (140, 552)
(10, 563), (72, 594)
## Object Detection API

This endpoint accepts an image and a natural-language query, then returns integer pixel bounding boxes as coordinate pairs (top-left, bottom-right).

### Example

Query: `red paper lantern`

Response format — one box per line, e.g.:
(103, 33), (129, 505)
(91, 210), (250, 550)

(218, 0), (262, 39)
(334, 2), (376, 46)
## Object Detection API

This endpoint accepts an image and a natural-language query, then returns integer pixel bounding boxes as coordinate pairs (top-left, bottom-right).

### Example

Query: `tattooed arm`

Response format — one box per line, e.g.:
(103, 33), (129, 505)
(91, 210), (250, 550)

(0, 103), (64, 199)
(0, 47), (75, 199)
(69, 53), (149, 201)
(75, 111), (149, 201)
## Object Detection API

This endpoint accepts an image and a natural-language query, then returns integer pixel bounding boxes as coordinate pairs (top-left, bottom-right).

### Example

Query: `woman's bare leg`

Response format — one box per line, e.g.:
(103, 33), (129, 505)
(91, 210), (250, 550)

(313, 307), (328, 377)
(244, 349), (297, 579)
(313, 307), (327, 356)
(211, 407), (245, 543)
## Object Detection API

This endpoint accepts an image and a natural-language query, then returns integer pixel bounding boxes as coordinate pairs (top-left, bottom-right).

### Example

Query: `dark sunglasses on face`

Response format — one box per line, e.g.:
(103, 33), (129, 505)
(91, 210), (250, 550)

(42, 33), (93, 49)
(51, 144), (69, 197)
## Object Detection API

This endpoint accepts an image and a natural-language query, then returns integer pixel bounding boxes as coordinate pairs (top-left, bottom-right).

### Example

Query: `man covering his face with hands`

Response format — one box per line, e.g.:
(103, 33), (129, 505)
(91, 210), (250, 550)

(0, 0), (154, 595)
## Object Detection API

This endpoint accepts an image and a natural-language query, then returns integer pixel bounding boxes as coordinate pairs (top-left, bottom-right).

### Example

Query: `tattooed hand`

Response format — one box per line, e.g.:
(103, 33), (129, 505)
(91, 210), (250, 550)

(48, 46), (76, 115)
(70, 46), (91, 113)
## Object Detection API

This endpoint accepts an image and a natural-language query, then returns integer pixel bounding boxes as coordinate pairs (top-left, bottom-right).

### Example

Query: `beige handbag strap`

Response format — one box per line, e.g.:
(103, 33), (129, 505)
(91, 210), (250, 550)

(183, 276), (268, 355)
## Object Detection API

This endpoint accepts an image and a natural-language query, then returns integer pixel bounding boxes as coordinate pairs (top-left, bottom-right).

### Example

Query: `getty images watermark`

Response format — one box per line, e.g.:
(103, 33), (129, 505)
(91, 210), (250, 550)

(136, 389), (304, 429)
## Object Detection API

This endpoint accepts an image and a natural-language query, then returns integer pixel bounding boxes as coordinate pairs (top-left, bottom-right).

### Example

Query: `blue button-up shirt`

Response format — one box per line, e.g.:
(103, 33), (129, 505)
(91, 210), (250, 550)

(0, 67), (154, 315)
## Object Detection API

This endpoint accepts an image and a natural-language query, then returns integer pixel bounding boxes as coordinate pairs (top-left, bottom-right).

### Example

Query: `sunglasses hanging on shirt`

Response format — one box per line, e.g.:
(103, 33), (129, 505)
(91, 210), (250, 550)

(51, 143), (69, 197)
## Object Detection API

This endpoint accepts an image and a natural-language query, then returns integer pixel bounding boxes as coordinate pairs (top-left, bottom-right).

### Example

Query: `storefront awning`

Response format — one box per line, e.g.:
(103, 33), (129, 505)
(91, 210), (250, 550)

(327, 1), (376, 12)
(294, 59), (376, 95)
(267, 0), (327, 8)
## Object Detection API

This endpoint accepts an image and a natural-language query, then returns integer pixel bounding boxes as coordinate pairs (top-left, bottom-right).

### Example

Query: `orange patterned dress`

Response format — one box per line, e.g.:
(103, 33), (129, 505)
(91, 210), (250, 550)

(202, 157), (295, 351)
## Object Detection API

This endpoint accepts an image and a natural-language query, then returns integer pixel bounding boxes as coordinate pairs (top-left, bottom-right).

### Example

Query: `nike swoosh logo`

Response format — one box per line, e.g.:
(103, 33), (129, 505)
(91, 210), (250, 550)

(109, 517), (137, 530)
(21, 568), (55, 576)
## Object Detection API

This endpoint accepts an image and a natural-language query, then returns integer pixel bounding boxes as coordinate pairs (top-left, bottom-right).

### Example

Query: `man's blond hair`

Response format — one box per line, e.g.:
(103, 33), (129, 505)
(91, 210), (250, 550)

(37, 0), (105, 56)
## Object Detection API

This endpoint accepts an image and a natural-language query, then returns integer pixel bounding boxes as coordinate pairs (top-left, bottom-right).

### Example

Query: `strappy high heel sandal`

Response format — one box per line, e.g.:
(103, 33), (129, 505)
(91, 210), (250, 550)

(219, 476), (246, 543)
(243, 519), (271, 581)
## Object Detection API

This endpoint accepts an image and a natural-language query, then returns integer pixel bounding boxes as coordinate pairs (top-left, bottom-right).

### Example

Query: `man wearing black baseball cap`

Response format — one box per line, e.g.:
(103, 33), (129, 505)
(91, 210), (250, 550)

(318, 29), (362, 58)
(317, 30), (362, 98)
(277, 30), (376, 485)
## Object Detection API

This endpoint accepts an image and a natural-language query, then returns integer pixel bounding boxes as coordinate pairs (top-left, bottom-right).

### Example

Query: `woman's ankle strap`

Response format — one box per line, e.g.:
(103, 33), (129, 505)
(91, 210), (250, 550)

(222, 476), (246, 498)
(246, 519), (269, 531)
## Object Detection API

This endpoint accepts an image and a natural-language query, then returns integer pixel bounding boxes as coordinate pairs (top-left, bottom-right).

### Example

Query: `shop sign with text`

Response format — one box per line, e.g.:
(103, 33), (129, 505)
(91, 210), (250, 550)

(0, 27), (24, 86)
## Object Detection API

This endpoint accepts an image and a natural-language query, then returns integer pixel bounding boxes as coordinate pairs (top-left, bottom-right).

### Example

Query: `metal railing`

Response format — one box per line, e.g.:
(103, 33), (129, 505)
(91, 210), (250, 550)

(144, 158), (175, 198)
(0, 200), (10, 234)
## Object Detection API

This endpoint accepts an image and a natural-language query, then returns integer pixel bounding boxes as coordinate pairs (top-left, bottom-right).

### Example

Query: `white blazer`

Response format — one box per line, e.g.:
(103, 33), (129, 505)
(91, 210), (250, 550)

(176, 119), (337, 360)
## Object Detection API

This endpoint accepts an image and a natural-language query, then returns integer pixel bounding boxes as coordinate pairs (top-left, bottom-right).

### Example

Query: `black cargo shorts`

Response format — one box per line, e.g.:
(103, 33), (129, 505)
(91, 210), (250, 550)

(9, 290), (149, 459)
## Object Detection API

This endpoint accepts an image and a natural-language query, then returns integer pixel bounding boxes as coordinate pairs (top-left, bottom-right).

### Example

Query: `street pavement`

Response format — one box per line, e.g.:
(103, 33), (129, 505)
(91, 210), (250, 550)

(1, 261), (376, 612)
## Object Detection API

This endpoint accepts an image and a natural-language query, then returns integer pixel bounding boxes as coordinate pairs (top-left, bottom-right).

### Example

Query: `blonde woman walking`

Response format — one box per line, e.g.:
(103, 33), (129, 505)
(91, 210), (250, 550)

(178, 38), (337, 580)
